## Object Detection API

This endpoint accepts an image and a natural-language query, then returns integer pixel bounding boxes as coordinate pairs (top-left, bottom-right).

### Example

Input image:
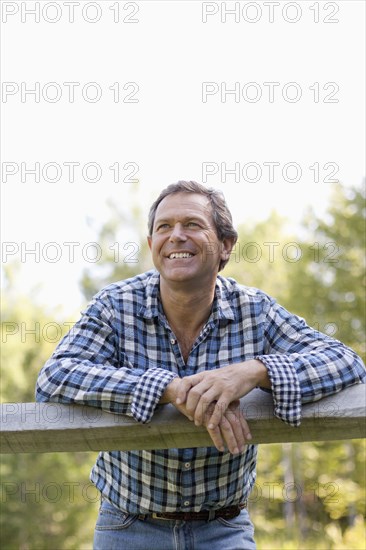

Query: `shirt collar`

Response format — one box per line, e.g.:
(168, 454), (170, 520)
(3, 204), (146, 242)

(138, 270), (161, 318)
(213, 276), (236, 322)
(138, 271), (236, 323)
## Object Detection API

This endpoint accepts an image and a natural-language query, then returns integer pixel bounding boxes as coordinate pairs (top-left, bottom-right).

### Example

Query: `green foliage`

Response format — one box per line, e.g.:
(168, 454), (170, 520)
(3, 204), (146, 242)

(285, 183), (366, 362)
(252, 440), (366, 549)
(231, 183), (366, 549)
(225, 210), (297, 300)
(1, 273), (97, 550)
(0, 452), (98, 550)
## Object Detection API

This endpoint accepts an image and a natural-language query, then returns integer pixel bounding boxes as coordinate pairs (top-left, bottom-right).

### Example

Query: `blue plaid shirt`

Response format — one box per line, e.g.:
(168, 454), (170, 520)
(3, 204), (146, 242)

(36, 270), (365, 514)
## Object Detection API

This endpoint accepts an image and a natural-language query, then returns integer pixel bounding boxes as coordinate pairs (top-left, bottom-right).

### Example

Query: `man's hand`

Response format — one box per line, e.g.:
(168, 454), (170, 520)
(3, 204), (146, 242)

(161, 379), (252, 454)
(174, 360), (271, 430)
(204, 400), (252, 454)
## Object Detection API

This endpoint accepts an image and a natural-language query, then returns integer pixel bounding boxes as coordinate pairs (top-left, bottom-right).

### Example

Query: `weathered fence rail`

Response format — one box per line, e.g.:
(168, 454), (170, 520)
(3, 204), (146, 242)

(1, 385), (365, 454)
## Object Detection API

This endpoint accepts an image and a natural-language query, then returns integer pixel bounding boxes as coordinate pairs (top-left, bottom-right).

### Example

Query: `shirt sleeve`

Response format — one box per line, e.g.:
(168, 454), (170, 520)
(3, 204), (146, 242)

(35, 295), (178, 423)
(254, 296), (366, 427)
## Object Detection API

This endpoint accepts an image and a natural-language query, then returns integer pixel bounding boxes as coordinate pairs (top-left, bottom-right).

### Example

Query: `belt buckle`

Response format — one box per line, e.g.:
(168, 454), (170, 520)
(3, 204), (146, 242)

(151, 512), (170, 521)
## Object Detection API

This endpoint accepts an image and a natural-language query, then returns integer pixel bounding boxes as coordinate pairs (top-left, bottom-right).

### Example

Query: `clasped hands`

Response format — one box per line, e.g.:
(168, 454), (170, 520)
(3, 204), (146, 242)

(163, 360), (270, 455)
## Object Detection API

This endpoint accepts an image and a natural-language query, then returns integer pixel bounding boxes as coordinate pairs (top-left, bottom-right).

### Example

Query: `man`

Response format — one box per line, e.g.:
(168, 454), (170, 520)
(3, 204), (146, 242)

(36, 181), (365, 550)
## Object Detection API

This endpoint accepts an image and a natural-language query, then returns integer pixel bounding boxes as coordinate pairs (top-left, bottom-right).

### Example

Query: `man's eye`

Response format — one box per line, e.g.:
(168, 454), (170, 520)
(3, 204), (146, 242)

(157, 224), (169, 230)
(187, 222), (199, 227)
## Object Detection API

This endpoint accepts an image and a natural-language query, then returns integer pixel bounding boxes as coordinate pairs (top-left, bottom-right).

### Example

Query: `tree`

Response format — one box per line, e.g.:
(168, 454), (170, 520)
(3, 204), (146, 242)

(287, 183), (365, 362)
(1, 266), (98, 550)
(247, 182), (366, 549)
(225, 210), (297, 300)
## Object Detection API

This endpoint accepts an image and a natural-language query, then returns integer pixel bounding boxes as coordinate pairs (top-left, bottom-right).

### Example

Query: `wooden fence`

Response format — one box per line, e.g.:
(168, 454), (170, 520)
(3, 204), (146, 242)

(1, 385), (365, 454)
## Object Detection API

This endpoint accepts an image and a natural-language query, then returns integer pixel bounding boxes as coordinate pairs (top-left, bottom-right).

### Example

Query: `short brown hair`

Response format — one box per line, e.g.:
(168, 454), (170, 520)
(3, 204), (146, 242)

(148, 181), (238, 270)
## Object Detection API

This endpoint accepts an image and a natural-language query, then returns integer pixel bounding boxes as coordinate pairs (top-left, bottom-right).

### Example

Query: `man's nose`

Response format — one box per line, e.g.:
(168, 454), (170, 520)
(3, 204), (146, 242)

(169, 223), (187, 242)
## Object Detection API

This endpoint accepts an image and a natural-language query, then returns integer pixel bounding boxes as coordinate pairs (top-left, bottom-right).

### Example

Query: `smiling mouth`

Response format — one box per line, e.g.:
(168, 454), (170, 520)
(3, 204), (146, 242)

(168, 252), (194, 259)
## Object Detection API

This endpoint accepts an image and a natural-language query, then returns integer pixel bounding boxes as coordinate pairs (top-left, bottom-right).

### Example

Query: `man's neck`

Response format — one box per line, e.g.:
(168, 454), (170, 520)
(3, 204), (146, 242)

(159, 278), (216, 333)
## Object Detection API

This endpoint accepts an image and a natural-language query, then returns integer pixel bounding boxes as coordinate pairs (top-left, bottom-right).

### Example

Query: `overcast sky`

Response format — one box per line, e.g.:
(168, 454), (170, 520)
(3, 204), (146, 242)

(1, 0), (365, 317)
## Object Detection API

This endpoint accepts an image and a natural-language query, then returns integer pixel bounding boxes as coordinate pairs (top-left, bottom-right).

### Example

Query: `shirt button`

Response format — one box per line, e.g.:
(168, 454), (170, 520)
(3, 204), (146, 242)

(170, 338), (176, 345)
(184, 462), (191, 469)
(183, 500), (190, 507)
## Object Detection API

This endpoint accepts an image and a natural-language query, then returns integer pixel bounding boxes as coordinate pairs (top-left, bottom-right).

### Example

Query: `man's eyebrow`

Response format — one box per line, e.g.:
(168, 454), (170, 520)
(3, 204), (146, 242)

(154, 215), (207, 225)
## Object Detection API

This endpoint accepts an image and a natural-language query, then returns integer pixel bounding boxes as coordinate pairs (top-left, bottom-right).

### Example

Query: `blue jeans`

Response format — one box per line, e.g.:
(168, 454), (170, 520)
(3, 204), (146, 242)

(93, 499), (256, 550)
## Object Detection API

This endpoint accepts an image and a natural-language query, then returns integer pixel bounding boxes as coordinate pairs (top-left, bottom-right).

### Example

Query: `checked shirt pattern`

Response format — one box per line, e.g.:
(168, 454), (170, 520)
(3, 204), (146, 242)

(36, 270), (365, 514)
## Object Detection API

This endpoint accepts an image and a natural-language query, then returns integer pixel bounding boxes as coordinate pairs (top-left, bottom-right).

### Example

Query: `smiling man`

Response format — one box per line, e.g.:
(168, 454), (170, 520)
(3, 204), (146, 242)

(36, 181), (365, 550)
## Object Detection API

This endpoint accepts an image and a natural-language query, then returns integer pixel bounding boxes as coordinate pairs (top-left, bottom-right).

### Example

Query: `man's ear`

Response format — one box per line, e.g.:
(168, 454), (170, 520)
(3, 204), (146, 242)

(147, 236), (152, 251)
(220, 237), (236, 261)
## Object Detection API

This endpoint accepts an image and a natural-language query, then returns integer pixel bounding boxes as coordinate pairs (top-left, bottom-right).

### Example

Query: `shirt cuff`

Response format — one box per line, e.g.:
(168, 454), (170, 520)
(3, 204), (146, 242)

(131, 368), (179, 423)
(255, 355), (302, 427)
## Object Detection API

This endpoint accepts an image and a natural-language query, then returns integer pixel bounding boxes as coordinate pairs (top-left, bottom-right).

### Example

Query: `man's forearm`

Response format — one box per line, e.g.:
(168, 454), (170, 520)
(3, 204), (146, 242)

(248, 359), (271, 389)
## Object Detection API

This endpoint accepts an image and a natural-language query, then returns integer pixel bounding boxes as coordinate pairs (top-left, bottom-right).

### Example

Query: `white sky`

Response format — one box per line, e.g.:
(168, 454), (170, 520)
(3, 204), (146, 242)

(1, 0), (365, 317)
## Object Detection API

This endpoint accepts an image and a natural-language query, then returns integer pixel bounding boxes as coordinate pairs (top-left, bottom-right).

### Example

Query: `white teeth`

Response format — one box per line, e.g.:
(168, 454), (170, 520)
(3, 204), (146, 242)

(169, 253), (193, 259)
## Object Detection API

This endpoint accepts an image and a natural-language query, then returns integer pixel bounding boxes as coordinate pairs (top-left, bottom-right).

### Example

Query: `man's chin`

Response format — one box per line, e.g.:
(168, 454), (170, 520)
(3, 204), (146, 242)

(163, 272), (195, 283)
(159, 268), (197, 283)
(160, 269), (215, 289)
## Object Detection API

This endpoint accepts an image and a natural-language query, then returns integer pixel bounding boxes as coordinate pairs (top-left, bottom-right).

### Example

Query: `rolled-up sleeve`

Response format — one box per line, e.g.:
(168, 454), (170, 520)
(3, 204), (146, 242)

(36, 295), (177, 423)
(131, 368), (178, 423)
(255, 297), (366, 427)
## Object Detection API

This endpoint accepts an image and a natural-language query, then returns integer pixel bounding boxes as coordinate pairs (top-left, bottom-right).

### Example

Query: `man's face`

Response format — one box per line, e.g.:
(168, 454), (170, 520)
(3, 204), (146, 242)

(147, 192), (233, 288)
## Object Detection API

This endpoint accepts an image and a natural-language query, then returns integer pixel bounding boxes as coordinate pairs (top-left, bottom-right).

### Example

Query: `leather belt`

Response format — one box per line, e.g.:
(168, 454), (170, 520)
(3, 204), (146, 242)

(140, 502), (247, 522)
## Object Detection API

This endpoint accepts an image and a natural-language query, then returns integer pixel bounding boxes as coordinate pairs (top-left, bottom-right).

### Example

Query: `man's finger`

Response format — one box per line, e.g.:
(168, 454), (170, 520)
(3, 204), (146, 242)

(206, 425), (225, 453)
(185, 383), (213, 421)
(175, 377), (194, 405)
(206, 399), (230, 430)
(206, 409), (251, 454)
(225, 407), (251, 452)
(238, 413), (252, 443)
(217, 415), (241, 454)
